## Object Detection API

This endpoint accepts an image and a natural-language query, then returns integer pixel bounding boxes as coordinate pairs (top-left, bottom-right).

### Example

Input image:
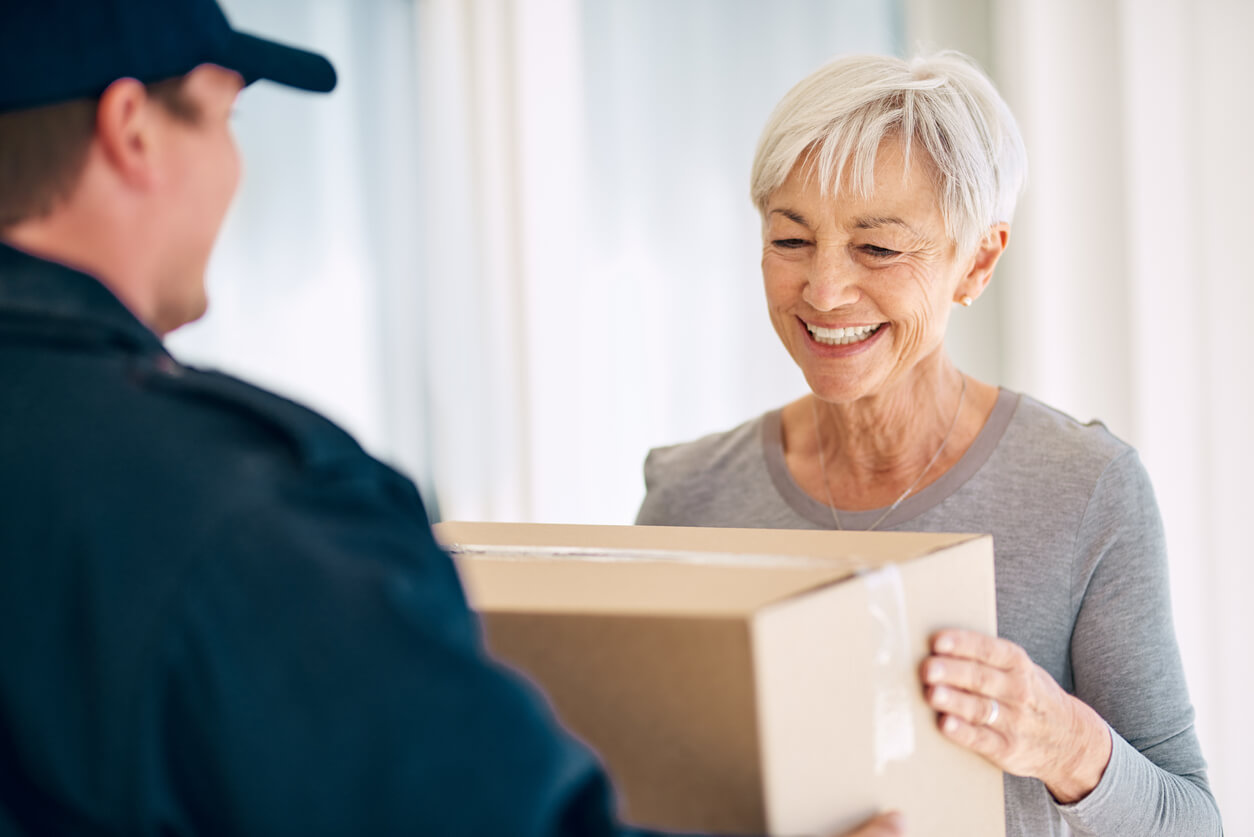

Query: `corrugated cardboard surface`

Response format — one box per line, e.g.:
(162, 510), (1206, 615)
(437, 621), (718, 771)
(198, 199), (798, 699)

(438, 523), (1005, 836)
(487, 612), (766, 832)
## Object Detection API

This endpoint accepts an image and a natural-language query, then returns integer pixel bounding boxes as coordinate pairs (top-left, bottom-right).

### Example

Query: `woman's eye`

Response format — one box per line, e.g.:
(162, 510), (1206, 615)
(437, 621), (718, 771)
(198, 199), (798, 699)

(773, 238), (809, 249)
(861, 245), (898, 258)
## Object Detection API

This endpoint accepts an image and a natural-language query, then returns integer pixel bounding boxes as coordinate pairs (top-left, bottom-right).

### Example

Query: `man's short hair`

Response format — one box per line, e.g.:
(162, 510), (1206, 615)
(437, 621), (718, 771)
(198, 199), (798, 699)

(0, 76), (199, 232)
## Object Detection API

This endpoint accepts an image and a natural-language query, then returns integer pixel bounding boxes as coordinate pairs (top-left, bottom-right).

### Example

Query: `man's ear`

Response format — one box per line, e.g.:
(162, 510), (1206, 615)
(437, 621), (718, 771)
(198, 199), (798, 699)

(955, 223), (1010, 304)
(94, 78), (159, 190)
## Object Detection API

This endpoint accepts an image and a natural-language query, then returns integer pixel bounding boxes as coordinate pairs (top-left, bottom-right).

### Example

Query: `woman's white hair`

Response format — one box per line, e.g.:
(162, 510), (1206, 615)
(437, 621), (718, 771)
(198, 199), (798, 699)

(750, 51), (1027, 254)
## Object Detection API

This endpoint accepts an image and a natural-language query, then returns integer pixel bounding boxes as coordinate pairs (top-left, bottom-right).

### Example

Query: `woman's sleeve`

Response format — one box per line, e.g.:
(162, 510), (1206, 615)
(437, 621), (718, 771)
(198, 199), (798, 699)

(635, 448), (675, 525)
(1058, 450), (1222, 835)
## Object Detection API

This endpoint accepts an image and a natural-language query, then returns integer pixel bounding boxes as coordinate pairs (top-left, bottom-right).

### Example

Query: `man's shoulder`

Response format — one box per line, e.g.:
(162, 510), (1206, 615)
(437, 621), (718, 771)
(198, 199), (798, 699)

(145, 357), (370, 476)
(3, 336), (421, 539)
(123, 351), (391, 488)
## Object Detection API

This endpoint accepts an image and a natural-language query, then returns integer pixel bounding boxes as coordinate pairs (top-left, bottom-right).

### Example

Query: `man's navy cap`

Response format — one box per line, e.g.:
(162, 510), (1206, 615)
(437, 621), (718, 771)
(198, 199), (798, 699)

(1, 0), (337, 114)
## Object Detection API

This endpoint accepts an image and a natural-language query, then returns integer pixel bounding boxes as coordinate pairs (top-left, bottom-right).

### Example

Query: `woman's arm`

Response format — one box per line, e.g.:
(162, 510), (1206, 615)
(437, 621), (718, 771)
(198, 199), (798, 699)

(921, 450), (1221, 835)
(1057, 450), (1220, 834)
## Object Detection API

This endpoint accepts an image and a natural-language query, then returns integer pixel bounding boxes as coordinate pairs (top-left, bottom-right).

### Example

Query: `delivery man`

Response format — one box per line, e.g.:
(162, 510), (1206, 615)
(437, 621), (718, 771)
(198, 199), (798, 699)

(0, 1), (903, 834)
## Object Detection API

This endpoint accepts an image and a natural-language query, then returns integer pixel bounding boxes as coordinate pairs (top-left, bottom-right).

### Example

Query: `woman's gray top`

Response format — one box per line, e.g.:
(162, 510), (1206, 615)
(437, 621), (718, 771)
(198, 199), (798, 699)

(636, 389), (1221, 836)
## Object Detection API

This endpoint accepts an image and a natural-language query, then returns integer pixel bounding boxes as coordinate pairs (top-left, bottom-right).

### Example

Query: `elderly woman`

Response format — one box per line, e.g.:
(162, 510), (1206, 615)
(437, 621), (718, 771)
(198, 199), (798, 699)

(636, 52), (1220, 836)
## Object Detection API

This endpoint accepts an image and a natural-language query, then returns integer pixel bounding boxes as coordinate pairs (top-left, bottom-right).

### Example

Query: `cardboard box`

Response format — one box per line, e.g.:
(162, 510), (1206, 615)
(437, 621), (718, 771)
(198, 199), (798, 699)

(435, 522), (1004, 836)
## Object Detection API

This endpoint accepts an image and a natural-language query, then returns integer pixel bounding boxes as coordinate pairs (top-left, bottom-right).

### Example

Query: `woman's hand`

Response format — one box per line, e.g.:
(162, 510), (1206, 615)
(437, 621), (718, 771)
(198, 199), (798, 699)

(920, 629), (1113, 803)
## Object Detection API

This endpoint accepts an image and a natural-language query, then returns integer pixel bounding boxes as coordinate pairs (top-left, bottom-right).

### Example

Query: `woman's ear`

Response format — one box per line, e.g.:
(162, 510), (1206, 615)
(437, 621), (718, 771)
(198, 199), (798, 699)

(955, 223), (1010, 304)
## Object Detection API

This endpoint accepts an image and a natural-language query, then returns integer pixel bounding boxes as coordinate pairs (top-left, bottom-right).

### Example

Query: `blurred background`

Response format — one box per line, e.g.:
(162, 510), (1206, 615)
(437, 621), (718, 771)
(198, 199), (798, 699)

(170, 0), (1251, 830)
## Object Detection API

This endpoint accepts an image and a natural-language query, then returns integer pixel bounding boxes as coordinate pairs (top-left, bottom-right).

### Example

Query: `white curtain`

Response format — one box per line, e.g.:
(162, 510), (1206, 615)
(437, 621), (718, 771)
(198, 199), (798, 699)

(420, 0), (1251, 825)
(971, 0), (1251, 829)
(167, 0), (1249, 830)
(415, 0), (903, 524)
(168, 0), (433, 500)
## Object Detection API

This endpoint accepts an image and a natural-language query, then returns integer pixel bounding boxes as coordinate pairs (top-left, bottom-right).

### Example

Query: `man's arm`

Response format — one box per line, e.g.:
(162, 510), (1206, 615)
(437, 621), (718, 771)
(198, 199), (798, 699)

(136, 473), (617, 835)
(135, 466), (904, 837)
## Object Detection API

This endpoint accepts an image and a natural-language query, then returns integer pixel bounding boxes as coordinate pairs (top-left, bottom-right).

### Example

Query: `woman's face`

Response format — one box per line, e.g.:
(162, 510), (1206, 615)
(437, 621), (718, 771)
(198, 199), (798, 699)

(761, 139), (990, 404)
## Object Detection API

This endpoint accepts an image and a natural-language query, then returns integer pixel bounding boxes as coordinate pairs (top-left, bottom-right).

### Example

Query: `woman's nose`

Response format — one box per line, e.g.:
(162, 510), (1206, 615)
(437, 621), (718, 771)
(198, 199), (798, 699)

(802, 247), (861, 311)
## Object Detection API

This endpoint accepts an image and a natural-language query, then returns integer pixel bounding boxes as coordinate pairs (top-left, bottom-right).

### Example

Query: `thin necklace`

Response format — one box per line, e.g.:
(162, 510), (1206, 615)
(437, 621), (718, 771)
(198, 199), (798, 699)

(809, 375), (968, 531)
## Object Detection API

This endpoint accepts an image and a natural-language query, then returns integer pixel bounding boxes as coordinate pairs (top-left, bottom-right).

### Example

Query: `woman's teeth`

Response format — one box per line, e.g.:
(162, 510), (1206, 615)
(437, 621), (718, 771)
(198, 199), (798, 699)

(807, 323), (882, 346)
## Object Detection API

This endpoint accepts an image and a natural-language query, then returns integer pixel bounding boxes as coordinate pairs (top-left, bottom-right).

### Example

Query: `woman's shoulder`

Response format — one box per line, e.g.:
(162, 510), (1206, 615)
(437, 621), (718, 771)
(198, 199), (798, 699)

(642, 411), (772, 488)
(992, 392), (1153, 505)
(1005, 392), (1136, 465)
(635, 411), (783, 526)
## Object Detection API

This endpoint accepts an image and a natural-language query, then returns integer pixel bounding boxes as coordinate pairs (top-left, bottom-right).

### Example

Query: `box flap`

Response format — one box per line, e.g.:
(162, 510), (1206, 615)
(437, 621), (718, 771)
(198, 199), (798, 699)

(439, 522), (983, 617)
(459, 558), (852, 616)
(438, 521), (978, 563)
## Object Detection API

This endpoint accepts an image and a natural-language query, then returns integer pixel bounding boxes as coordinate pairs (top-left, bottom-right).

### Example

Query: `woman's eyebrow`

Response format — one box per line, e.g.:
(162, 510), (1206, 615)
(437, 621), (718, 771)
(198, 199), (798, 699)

(854, 215), (924, 237)
(769, 208), (810, 226)
(770, 210), (926, 239)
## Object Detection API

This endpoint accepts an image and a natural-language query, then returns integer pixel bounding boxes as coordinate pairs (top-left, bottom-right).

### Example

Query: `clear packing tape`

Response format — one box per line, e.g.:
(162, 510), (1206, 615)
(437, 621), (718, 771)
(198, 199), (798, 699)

(860, 564), (916, 774)
(447, 542), (846, 568)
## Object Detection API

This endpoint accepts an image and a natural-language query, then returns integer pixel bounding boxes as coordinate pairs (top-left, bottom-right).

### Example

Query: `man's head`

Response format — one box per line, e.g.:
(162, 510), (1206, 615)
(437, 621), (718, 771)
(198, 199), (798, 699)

(0, 76), (202, 234)
(0, 0), (336, 335)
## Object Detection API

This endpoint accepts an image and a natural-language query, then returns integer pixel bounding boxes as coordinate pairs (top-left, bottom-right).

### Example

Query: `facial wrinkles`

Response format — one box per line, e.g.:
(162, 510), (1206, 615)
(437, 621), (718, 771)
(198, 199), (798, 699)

(769, 201), (948, 268)
(889, 265), (943, 380)
(855, 243), (958, 391)
(762, 138), (975, 400)
(851, 203), (957, 378)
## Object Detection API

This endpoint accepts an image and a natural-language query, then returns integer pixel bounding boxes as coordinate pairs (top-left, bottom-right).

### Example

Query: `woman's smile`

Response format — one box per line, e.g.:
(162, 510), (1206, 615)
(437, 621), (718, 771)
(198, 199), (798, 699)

(800, 317), (887, 355)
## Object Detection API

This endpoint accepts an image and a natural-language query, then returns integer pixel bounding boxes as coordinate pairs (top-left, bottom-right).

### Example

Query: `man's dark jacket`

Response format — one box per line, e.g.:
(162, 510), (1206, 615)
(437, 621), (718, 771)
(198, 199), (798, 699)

(0, 242), (632, 835)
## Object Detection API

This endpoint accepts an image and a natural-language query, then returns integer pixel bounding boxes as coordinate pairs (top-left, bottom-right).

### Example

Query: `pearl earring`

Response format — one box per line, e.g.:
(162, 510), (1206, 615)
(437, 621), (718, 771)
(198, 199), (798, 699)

(960, 296), (974, 307)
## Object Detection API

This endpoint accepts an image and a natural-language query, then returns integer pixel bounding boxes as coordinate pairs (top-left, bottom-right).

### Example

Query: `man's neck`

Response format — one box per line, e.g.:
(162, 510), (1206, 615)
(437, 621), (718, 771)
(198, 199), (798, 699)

(3, 198), (162, 333)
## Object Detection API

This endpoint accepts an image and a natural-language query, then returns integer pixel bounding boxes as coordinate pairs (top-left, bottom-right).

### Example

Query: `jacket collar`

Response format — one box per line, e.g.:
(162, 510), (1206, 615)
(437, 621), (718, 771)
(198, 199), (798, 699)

(0, 240), (166, 355)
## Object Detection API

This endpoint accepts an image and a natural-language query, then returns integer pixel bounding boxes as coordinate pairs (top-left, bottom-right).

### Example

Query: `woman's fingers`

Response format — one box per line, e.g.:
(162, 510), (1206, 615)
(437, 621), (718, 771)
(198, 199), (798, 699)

(932, 628), (1027, 670)
(921, 654), (1012, 698)
(927, 684), (1004, 731)
(934, 708), (1007, 754)
(921, 630), (1031, 731)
